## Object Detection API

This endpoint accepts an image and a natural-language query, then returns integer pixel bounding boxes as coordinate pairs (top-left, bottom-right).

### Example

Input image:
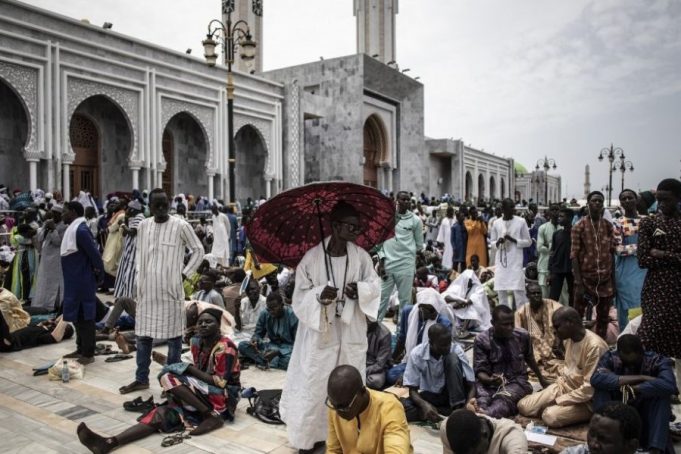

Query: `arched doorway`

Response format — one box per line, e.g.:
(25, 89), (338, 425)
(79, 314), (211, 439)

(235, 124), (267, 203)
(163, 112), (208, 198)
(501, 178), (506, 199)
(162, 130), (174, 196)
(478, 174), (486, 202)
(489, 176), (496, 201)
(69, 114), (99, 198)
(465, 171), (473, 201)
(363, 115), (387, 188)
(0, 77), (30, 191)
(70, 95), (132, 197)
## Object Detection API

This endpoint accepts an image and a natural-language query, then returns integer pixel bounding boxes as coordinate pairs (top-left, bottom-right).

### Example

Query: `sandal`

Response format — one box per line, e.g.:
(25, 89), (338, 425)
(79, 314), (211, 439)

(105, 354), (133, 363)
(123, 396), (155, 413)
(161, 432), (191, 447)
(95, 345), (118, 356)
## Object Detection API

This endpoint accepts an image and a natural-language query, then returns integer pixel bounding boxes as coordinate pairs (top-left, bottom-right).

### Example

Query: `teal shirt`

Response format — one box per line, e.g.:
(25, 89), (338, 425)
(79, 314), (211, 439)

(537, 221), (560, 274)
(252, 305), (298, 346)
(378, 210), (424, 274)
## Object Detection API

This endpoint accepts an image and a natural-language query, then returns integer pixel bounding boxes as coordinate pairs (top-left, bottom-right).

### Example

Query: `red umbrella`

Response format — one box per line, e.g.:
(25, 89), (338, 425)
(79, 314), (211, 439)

(245, 182), (395, 267)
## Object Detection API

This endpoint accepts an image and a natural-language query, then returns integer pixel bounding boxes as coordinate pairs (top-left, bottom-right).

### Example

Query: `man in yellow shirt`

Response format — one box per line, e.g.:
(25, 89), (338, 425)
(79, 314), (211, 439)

(326, 365), (412, 454)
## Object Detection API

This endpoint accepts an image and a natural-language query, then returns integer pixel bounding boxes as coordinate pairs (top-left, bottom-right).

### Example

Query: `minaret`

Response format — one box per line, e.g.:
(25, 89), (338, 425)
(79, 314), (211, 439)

(584, 164), (591, 199)
(223, 0), (263, 73)
(354, 0), (398, 64)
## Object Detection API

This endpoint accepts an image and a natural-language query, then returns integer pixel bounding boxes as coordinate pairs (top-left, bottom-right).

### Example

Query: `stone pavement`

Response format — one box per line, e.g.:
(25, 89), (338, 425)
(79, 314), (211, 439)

(0, 327), (442, 454)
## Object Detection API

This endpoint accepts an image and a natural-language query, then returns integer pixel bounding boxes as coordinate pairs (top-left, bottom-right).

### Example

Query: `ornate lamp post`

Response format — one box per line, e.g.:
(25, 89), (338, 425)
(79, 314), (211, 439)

(535, 156), (557, 205)
(614, 158), (634, 193)
(597, 144), (625, 207)
(202, 0), (260, 204)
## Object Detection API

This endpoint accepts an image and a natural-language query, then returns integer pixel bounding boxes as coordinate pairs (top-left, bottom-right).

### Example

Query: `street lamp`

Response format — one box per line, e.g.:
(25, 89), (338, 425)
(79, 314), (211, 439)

(614, 158), (634, 193)
(597, 144), (625, 207)
(535, 156), (557, 205)
(202, 0), (260, 204)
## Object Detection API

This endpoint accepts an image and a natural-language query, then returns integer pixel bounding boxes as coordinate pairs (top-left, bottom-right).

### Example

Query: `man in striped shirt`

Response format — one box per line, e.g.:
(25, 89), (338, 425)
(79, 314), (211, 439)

(119, 189), (204, 394)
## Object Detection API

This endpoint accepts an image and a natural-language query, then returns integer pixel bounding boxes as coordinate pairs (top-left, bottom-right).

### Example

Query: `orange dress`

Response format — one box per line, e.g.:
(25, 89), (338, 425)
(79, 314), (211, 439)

(464, 218), (488, 267)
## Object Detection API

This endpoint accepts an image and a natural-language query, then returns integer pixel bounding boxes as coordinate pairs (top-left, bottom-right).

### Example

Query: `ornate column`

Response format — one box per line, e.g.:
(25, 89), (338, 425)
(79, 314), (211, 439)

(207, 171), (215, 201)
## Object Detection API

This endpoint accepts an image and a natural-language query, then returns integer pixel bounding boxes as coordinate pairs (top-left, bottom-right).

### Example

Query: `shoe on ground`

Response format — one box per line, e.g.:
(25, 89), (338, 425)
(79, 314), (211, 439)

(119, 380), (150, 395)
(63, 351), (81, 359)
(77, 356), (95, 365)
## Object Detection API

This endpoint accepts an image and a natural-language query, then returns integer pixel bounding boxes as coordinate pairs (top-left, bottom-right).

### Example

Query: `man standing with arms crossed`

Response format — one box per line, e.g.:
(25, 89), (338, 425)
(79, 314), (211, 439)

(120, 189), (204, 394)
(377, 191), (423, 322)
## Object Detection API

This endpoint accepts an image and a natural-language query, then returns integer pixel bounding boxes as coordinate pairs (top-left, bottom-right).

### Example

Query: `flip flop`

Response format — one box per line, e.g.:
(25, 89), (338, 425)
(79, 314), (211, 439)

(123, 396), (155, 413)
(95, 345), (118, 356)
(105, 354), (133, 362)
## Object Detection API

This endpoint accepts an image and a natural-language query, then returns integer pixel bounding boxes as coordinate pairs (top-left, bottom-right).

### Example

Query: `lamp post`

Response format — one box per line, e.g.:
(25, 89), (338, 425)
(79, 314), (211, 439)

(614, 158), (634, 193)
(597, 144), (625, 207)
(202, 0), (260, 204)
(535, 156), (557, 205)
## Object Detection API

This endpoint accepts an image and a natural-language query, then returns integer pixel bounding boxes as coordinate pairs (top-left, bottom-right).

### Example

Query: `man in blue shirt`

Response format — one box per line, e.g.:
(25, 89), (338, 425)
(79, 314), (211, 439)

(591, 334), (677, 454)
(401, 323), (474, 422)
(237, 293), (298, 370)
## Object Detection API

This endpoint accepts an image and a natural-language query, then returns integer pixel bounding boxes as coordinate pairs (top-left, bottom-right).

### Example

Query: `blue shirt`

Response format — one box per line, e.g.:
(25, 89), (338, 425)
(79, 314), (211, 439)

(252, 305), (298, 346)
(398, 304), (452, 345)
(403, 342), (474, 393)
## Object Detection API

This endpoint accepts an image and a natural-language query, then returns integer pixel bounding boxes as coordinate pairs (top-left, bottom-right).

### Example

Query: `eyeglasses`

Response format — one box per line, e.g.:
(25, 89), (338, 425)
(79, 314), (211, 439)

(335, 221), (362, 233)
(325, 388), (363, 412)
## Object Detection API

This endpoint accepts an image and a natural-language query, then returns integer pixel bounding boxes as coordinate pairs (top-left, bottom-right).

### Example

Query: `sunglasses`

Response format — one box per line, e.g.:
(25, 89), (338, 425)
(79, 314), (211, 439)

(325, 388), (363, 412)
(335, 221), (362, 233)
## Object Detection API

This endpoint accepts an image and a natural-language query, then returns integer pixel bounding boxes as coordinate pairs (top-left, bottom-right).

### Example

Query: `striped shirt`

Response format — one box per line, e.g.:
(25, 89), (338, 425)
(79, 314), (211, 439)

(135, 216), (204, 338)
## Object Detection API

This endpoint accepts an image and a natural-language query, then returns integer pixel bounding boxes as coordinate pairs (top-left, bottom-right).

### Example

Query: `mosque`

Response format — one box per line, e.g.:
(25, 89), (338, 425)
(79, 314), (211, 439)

(0, 0), (560, 205)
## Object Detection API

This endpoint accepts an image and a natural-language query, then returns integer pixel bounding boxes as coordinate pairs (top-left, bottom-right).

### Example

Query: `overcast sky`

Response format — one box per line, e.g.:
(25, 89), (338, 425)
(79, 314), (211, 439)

(22, 0), (681, 198)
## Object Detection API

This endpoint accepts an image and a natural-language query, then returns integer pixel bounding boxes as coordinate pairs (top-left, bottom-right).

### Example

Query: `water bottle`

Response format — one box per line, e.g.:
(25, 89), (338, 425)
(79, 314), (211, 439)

(61, 360), (70, 383)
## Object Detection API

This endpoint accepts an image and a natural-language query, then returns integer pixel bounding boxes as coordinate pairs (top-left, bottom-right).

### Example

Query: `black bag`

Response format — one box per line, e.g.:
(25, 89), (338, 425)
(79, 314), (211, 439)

(245, 388), (284, 425)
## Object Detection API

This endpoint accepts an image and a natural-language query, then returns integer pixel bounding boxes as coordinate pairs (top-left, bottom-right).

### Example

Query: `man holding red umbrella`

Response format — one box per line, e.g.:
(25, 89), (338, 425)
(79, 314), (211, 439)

(279, 201), (381, 454)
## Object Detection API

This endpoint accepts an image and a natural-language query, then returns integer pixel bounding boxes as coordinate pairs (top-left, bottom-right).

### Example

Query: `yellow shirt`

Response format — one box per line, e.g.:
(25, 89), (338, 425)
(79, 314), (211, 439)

(327, 389), (412, 454)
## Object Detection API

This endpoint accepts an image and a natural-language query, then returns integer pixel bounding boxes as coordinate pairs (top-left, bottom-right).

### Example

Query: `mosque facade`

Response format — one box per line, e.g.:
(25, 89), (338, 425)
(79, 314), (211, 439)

(0, 0), (559, 205)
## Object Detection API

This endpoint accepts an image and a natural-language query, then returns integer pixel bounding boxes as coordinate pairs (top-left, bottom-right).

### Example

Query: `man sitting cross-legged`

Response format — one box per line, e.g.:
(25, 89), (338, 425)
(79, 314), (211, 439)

(326, 365), (412, 454)
(590, 334), (678, 454)
(401, 323), (475, 423)
(468, 305), (547, 419)
(440, 408), (528, 454)
(517, 307), (608, 428)
(514, 281), (564, 382)
(77, 308), (240, 453)
(237, 293), (298, 370)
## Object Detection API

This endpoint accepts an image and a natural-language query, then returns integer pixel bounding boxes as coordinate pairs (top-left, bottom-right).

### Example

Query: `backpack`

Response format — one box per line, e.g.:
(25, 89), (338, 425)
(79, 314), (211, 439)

(244, 388), (284, 425)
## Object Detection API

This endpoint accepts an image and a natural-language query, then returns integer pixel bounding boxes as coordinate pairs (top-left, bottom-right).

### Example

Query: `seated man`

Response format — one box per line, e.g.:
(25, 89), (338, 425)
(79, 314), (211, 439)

(470, 305), (546, 418)
(0, 312), (74, 352)
(326, 365), (411, 454)
(414, 265), (438, 289)
(366, 319), (392, 390)
(591, 334), (677, 454)
(518, 307), (608, 428)
(237, 293), (297, 370)
(77, 308), (241, 453)
(191, 274), (225, 309)
(387, 288), (453, 385)
(468, 254), (485, 279)
(514, 281), (564, 382)
(441, 408), (528, 454)
(443, 269), (492, 335)
(222, 267), (246, 317)
(233, 276), (267, 341)
(402, 323), (475, 422)
(560, 401), (641, 454)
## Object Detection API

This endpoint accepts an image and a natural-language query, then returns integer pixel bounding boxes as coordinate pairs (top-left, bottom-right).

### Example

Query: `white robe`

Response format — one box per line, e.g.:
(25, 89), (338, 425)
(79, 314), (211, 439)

(489, 215), (532, 291)
(279, 238), (380, 450)
(437, 217), (455, 269)
(211, 212), (231, 266)
(443, 269), (491, 330)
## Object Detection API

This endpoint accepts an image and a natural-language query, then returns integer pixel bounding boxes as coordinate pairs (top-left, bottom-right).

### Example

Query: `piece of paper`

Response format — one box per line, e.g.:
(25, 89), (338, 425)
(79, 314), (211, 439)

(525, 431), (557, 446)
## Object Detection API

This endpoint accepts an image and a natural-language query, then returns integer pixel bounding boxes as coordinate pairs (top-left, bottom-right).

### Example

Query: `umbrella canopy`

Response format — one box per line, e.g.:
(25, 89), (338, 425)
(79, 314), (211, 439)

(246, 182), (396, 267)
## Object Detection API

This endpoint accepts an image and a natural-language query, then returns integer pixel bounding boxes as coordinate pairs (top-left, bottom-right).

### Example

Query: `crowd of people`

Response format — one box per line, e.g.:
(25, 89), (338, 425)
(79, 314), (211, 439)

(0, 178), (679, 454)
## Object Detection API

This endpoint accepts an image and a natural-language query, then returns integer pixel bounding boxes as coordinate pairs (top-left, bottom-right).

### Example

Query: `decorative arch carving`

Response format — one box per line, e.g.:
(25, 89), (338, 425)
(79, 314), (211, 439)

(0, 61), (38, 159)
(66, 77), (138, 163)
(234, 117), (272, 177)
(161, 98), (214, 171)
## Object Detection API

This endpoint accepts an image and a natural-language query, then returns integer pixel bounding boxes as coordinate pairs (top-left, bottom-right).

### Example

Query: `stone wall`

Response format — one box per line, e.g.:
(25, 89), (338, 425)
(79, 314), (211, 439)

(0, 80), (29, 191)
(165, 113), (208, 198)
